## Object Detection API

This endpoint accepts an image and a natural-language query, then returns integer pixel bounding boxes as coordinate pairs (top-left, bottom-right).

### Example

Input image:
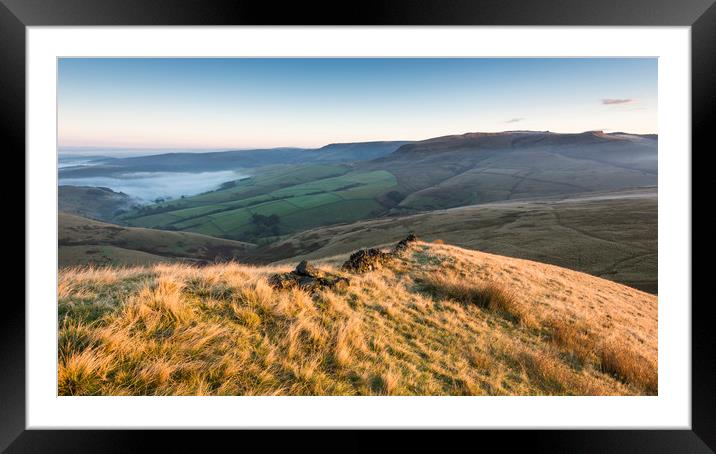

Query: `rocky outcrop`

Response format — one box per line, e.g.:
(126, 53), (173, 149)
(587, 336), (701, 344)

(393, 233), (418, 254)
(341, 248), (394, 273)
(270, 234), (421, 289)
(268, 260), (350, 292)
(341, 233), (419, 273)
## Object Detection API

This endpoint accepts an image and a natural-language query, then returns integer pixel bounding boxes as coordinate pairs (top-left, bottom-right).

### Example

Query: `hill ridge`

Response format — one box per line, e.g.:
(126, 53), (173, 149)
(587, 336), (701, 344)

(391, 129), (648, 155)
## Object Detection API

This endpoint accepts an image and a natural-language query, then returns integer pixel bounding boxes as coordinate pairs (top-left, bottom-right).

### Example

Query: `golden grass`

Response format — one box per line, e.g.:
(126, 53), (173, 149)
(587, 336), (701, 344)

(57, 243), (657, 396)
(58, 348), (111, 395)
(418, 270), (537, 328)
(541, 317), (658, 394)
(543, 317), (596, 364)
(599, 340), (658, 394)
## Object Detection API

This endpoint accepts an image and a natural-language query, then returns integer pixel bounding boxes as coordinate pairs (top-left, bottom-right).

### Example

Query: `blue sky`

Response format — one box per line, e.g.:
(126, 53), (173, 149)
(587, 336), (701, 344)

(58, 58), (657, 149)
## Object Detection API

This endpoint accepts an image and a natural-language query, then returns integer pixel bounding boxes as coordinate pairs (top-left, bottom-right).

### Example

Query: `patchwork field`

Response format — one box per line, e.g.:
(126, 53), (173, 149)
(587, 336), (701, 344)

(120, 166), (399, 240)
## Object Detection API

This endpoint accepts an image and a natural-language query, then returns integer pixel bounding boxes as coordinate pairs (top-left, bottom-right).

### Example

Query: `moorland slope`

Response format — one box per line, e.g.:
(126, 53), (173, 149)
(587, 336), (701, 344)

(58, 212), (254, 267)
(59, 185), (138, 222)
(58, 240), (657, 396)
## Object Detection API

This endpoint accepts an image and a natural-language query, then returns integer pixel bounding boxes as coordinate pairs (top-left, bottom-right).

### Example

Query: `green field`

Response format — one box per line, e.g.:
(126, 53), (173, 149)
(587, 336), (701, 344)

(121, 165), (399, 240)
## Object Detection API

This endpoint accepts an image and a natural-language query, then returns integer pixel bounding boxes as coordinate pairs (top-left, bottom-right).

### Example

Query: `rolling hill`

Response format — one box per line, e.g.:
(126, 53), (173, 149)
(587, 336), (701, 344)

(367, 130), (656, 212)
(59, 185), (140, 222)
(110, 130), (656, 243)
(58, 240), (657, 396)
(58, 212), (255, 267)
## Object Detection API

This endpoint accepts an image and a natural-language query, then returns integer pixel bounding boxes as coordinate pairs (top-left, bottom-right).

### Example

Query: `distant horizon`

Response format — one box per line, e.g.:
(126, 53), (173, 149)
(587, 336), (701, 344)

(58, 58), (657, 150)
(58, 128), (658, 157)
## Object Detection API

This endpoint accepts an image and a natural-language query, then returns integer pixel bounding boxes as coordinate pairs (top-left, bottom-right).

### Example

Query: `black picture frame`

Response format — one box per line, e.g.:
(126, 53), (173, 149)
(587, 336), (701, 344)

(4, 0), (711, 451)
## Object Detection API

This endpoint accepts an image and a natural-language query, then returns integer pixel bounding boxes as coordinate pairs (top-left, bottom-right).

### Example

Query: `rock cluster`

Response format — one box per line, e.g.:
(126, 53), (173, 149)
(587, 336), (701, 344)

(393, 232), (419, 254)
(269, 234), (420, 292)
(341, 233), (419, 273)
(268, 260), (350, 292)
(341, 248), (394, 273)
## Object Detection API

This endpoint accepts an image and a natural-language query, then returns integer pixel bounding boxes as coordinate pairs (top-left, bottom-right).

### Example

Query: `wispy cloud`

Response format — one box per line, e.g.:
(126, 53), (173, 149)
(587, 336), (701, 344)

(601, 98), (633, 105)
(505, 118), (525, 123)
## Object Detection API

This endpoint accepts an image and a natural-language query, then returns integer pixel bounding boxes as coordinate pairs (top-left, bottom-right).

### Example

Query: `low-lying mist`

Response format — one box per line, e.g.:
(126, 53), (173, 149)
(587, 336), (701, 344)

(59, 170), (248, 202)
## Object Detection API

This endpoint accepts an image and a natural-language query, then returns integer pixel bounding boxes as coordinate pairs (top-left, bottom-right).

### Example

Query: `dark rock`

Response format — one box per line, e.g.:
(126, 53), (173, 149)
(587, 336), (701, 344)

(268, 260), (350, 292)
(268, 273), (301, 290)
(394, 232), (419, 253)
(341, 248), (393, 273)
(341, 234), (420, 273)
(296, 260), (325, 278)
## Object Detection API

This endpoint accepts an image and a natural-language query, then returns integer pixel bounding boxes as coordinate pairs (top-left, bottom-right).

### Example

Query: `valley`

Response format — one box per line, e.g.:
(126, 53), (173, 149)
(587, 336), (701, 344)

(104, 131), (655, 240)
(59, 130), (658, 294)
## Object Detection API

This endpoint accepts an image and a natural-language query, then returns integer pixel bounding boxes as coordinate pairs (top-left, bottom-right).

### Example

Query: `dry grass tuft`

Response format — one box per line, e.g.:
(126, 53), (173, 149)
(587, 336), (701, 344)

(543, 317), (596, 364)
(419, 271), (536, 327)
(120, 276), (191, 334)
(542, 318), (657, 394)
(517, 350), (573, 395)
(599, 340), (658, 394)
(58, 348), (110, 395)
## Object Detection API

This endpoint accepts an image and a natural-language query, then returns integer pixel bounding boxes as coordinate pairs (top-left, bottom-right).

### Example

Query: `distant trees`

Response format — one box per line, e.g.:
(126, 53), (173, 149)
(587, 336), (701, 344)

(218, 181), (238, 190)
(385, 190), (405, 204)
(129, 203), (181, 218)
(248, 213), (281, 237)
(379, 190), (406, 208)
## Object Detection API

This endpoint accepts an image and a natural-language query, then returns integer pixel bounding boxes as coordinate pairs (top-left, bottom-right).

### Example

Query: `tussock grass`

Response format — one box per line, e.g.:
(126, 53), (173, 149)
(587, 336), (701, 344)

(543, 317), (596, 364)
(542, 317), (657, 394)
(58, 348), (111, 395)
(418, 270), (537, 328)
(57, 243), (657, 396)
(599, 340), (658, 394)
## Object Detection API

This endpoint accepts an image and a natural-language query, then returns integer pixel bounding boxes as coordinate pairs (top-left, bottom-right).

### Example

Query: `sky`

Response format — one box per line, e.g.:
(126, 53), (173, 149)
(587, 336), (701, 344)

(58, 58), (657, 150)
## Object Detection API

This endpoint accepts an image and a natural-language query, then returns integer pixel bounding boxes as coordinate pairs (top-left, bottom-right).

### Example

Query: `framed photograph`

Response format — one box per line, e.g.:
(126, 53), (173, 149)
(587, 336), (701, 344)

(6, 0), (711, 450)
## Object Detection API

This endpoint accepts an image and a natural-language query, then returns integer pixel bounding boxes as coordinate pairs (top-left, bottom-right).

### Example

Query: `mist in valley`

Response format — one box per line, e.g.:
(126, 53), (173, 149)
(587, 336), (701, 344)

(59, 169), (249, 202)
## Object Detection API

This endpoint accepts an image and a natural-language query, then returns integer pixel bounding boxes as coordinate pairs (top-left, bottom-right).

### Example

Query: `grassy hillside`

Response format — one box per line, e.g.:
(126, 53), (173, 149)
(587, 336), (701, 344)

(59, 213), (255, 267)
(58, 241), (657, 396)
(368, 131), (657, 213)
(59, 185), (138, 221)
(254, 189), (658, 294)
